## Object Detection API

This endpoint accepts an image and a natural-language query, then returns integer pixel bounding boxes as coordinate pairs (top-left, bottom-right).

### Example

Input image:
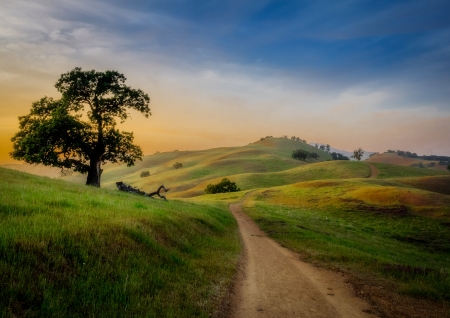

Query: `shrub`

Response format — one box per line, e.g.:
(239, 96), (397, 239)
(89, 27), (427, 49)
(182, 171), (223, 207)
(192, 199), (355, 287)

(140, 171), (150, 177)
(173, 162), (183, 169)
(292, 149), (308, 161)
(205, 178), (240, 194)
(292, 149), (319, 161)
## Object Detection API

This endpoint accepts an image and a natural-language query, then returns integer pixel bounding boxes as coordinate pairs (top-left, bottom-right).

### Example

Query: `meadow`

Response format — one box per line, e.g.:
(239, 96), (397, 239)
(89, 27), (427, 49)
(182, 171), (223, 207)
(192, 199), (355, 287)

(0, 167), (239, 317)
(1, 137), (449, 317)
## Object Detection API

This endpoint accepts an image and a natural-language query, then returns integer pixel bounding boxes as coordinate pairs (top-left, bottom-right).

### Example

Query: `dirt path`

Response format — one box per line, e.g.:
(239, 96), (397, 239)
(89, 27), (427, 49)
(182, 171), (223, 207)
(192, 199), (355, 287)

(229, 201), (376, 318)
(366, 163), (379, 178)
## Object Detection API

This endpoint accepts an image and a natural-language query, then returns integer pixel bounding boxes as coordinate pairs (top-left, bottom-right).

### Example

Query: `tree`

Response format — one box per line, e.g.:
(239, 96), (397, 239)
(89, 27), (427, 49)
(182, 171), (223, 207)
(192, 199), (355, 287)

(326, 144), (330, 153)
(10, 67), (150, 187)
(351, 148), (364, 161)
(308, 152), (319, 160)
(331, 152), (350, 160)
(292, 149), (308, 161)
(173, 162), (183, 169)
(140, 171), (150, 177)
(205, 178), (240, 194)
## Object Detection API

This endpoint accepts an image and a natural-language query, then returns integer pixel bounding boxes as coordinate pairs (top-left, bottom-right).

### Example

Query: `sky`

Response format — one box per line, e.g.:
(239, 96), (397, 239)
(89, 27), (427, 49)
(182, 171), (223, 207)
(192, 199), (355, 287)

(1, 0), (449, 164)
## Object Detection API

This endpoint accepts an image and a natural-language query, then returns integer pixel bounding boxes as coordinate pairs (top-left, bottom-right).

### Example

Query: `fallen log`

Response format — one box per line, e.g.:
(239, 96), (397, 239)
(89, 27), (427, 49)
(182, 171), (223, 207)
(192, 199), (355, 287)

(116, 182), (169, 201)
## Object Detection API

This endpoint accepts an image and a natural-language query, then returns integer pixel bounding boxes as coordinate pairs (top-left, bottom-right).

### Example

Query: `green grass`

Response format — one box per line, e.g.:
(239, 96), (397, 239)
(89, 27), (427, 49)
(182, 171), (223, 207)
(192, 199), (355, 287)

(242, 180), (450, 301)
(372, 162), (448, 179)
(0, 167), (240, 317)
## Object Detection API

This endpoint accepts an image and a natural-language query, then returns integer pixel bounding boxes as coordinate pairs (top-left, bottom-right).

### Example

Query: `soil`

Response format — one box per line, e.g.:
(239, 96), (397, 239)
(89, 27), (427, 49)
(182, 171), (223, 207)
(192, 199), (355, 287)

(228, 201), (377, 318)
(367, 163), (379, 178)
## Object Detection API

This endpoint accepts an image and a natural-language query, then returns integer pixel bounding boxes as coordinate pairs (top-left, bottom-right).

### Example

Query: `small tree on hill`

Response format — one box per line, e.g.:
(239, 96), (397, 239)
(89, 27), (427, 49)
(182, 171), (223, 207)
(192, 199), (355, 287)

(292, 149), (308, 161)
(173, 162), (183, 169)
(10, 67), (150, 187)
(140, 171), (150, 177)
(326, 144), (330, 153)
(205, 178), (240, 194)
(351, 148), (364, 161)
(308, 152), (319, 160)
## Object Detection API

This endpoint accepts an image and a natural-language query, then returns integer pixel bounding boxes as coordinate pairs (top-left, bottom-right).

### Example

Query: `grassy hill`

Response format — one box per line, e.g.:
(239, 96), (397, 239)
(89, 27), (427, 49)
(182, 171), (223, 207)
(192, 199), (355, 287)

(367, 153), (447, 171)
(241, 178), (450, 316)
(92, 138), (333, 196)
(0, 167), (240, 317)
(2, 137), (450, 317)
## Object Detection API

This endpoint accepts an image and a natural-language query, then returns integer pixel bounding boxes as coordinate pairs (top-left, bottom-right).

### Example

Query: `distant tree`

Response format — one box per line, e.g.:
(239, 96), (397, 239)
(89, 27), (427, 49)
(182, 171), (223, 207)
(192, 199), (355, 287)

(260, 137), (265, 141)
(326, 144), (330, 153)
(308, 152), (319, 160)
(351, 148), (364, 161)
(331, 152), (350, 160)
(10, 67), (150, 187)
(140, 171), (150, 177)
(173, 162), (183, 169)
(205, 178), (240, 194)
(319, 145), (325, 151)
(292, 149), (309, 161)
(315, 143), (318, 148)
(427, 162), (436, 168)
(417, 162), (424, 168)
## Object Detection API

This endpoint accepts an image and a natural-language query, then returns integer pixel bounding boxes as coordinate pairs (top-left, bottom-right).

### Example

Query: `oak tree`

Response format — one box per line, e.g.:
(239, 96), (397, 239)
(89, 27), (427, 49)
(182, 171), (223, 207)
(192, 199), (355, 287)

(11, 67), (150, 187)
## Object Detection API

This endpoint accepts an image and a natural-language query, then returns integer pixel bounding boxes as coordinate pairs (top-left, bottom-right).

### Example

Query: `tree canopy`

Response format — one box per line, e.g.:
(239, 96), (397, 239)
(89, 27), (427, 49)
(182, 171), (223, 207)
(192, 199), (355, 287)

(205, 178), (240, 194)
(351, 148), (364, 161)
(11, 67), (150, 187)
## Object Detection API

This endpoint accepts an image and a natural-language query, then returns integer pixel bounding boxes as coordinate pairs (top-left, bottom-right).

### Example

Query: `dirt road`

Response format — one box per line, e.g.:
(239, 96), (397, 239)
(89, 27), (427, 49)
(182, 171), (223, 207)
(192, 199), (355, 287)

(367, 164), (379, 178)
(229, 202), (376, 318)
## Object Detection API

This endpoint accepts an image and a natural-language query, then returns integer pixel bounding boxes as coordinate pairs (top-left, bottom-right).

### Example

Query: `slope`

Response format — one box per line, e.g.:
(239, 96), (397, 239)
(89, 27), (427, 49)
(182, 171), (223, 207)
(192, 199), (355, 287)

(0, 167), (240, 317)
(98, 137), (332, 195)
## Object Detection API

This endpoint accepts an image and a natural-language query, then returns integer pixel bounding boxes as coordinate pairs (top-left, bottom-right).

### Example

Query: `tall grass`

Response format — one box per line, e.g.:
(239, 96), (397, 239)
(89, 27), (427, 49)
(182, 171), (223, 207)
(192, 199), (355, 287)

(0, 168), (240, 317)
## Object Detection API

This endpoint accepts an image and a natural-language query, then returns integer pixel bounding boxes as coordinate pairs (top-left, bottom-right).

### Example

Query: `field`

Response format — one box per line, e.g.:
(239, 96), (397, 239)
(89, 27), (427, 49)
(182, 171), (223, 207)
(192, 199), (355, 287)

(0, 167), (239, 317)
(1, 137), (450, 317)
(367, 153), (447, 171)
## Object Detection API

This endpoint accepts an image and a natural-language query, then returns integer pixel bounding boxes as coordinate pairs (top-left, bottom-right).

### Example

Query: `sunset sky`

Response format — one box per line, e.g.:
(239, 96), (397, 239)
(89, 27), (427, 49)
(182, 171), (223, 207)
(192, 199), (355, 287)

(1, 0), (449, 164)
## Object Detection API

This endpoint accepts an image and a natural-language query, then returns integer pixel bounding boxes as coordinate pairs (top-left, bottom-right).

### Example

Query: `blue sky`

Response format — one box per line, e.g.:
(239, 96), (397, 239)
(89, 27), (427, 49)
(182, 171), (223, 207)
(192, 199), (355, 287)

(0, 0), (449, 161)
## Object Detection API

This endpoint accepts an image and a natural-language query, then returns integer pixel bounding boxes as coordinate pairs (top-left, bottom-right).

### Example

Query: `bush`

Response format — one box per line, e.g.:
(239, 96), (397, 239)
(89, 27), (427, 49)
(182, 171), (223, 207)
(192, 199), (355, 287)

(292, 149), (319, 161)
(173, 162), (183, 169)
(205, 178), (240, 194)
(331, 152), (350, 160)
(292, 149), (308, 161)
(140, 171), (150, 177)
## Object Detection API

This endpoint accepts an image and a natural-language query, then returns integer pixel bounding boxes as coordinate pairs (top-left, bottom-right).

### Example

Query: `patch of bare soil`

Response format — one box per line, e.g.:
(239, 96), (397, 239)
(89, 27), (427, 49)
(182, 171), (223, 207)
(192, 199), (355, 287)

(367, 164), (379, 178)
(228, 202), (377, 318)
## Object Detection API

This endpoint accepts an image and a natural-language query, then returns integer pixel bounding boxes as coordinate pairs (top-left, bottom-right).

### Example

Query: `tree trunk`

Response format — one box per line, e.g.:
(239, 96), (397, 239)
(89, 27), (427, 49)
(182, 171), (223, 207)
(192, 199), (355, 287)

(86, 159), (102, 187)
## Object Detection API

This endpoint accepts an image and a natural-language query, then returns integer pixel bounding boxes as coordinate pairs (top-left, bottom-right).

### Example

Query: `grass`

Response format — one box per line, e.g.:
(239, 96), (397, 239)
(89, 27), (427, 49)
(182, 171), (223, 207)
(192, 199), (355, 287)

(3, 137), (450, 316)
(0, 167), (240, 317)
(372, 162), (448, 179)
(242, 180), (450, 302)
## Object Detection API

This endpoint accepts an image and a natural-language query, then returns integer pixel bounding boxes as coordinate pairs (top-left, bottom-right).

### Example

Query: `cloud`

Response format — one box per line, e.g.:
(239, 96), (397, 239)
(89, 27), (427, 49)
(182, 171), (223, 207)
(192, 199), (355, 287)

(0, 0), (449, 165)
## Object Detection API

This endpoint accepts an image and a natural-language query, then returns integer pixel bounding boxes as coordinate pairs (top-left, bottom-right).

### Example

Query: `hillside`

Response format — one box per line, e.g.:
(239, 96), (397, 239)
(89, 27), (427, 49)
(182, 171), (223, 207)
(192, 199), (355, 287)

(97, 137), (332, 195)
(2, 138), (450, 317)
(367, 153), (446, 171)
(0, 167), (240, 317)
